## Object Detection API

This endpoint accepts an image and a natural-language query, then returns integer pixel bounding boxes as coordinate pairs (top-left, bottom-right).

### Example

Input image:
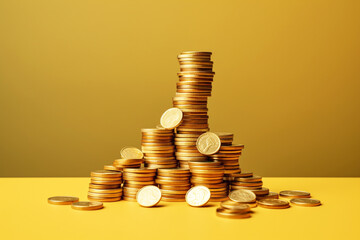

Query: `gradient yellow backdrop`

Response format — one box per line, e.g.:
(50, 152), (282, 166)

(0, 0), (359, 177)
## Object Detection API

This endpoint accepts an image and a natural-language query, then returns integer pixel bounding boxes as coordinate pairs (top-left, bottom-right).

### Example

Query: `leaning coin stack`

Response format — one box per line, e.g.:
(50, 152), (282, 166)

(188, 161), (228, 201)
(173, 51), (215, 168)
(88, 170), (123, 202)
(141, 128), (177, 169)
(156, 168), (191, 202)
(231, 173), (270, 198)
(122, 168), (157, 201)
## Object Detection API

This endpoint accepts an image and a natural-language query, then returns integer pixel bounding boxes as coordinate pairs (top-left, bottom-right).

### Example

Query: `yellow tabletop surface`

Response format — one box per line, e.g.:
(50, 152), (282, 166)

(1, 177), (359, 240)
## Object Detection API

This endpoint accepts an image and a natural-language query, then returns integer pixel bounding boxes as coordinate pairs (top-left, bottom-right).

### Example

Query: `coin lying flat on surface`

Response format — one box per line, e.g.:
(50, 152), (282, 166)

(186, 186), (211, 207)
(258, 199), (290, 209)
(216, 208), (251, 219)
(136, 186), (162, 207)
(290, 198), (321, 207)
(71, 201), (103, 210)
(120, 147), (144, 159)
(48, 196), (79, 205)
(196, 132), (221, 155)
(279, 190), (311, 198)
(228, 190), (256, 203)
(220, 200), (251, 213)
(160, 108), (183, 129)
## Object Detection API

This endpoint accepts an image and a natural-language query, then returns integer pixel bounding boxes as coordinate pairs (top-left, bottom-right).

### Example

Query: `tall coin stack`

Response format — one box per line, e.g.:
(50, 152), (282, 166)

(173, 51), (215, 168)
(156, 168), (191, 202)
(88, 170), (123, 202)
(188, 161), (228, 202)
(122, 168), (157, 201)
(141, 128), (177, 169)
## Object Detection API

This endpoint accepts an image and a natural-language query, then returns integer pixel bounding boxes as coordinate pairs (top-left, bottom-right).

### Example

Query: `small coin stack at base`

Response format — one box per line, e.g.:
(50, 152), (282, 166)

(156, 168), (191, 202)
(173, 51), (215, 168)
(188, 161), (228, 202)
(231, 173), (270, 198)
(141, 128), (177, 169)
(88, 170), (123, 202)
(112, 158), (143, 170)
(103, 164), (122, 172)
(216, 201), (252, 219)
(122, 168), (157, 201)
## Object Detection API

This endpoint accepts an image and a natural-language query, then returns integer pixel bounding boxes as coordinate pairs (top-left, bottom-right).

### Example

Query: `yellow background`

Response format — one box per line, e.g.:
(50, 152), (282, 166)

(0, 0), (359, 177)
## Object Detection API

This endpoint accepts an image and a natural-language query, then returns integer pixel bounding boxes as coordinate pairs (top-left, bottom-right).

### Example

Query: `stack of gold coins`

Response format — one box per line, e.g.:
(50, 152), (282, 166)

(188, 161), (228, 201)
(210, 144), (244, 174)
(231, 173), (270, 198)
(156, 168), (191, 202)
(103, 164), (122, 172)
(122, 168), (157, 201)
(216, 201), (252, 219)
(141, 128), (177, 169)
(214, 132), (234, 146)
(173, 51), (215, 168)
(112, 147), (144, 169)
(88, 170), (123, 202)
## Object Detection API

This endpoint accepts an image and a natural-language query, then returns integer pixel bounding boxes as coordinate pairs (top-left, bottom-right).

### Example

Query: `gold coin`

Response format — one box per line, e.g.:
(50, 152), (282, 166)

(249, 187), (270, 196)
(279, 190), (311, 198)
(196, 132), (221, 155)
(229, 190), (256, 203)
(160, 108), (183, 129)
(87, 196), (121, 202)
(90, 180), (122, 185)
(256, 192), (279, 200)
(120, 147), (144, 159)
(234, 176), (262, 182)
(123, 168), (157, 173)
(136, 186), (162, 207)
(88, 192), (122, 198)
(48, 196), (79, 205)
(185, 186), (211, 207)
(219, 201), (251, 213)
(103, 165), (122, 171)
(71, 201), (103, 210)
(216, 208), (251, 219)
(290, 198), (321, 207)
(89, 183), (121, 189)
(113, 159), (144, 165)
(258, 199), (290, 209)
(89, 188), (122, 194)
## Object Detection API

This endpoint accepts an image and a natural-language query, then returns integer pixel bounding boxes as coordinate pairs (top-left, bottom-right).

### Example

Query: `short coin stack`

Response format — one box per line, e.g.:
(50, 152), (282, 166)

(88, 170), (123, 202)
(112, 147), (144, 169)
(122, 168), (157, 201)
(156, 168), (191, 202)
(173, 51), (215, 168)
(188, 161), (228, 201)
(231, 173), (269, 198)
(141, 128), (177, 169)
(217, 201), (252, 219)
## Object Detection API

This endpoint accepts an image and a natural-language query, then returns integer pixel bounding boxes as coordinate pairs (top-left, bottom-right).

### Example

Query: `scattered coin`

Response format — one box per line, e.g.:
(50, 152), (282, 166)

(186, 186), (211, 207)
(290, 198), (321, 207)
(280, 190), (311, 198)
(229, 190), (256, 203)
(48, 196), (79, 205)
(136, 186), (162, 207)
(71, 201), (103, 210)
(258, 199), (290, 209)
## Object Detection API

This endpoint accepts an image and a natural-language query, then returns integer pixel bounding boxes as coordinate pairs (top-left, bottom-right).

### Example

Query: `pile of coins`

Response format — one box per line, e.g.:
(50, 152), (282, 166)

(230, 173), (270, 199)
(141, 128), (177, 169)
(173, 51), (215, 168)
(88, 170), (123, 202)
(122, 168), (157, 201)
(216, 201), (252, 219)
(156, 168), (191, 202)
(188, 161), (228, 201)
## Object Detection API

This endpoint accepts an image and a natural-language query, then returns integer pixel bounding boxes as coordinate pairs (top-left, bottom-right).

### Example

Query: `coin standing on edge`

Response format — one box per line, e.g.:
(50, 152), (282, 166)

(290, 198), (321, 207)
(136, 186), (162, 207)
(186, 186), (211, 207)
(71, 201), (103, 210)
(120, 147), (144, 159)
(196, 132), (221, 155)
(48, 196), (79, 205)
(160, 108), (183, 129)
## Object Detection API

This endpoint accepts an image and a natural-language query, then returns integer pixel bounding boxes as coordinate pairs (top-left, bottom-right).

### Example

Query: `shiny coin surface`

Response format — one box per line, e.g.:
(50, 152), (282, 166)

(258, 199), (290, 209)
(160, 108), (183, 129)
(136, 186), (162, 207)
(279, 190), (311, 198)
(290, 198), (321, 207)
(48, 196), (79, 205)
(186, 186), (211, 207)
(71, 201), (103, 210)
(120, 147), (144, 159)
(216, 208), (251, 219)
(91, 170), (122, 178)
(229, 190), (256, 203)
(220, 200), (251, 213)
(196, 132), (221, 155)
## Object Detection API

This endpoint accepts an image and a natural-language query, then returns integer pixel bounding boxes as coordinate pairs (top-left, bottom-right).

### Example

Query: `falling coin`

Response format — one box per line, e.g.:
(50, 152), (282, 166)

(71, 201), (103, 210)
(279, 190), (311, 198)
(48, 196), (79, 205)
(290, 198), (321, 207)
(186, 186), (211, 207)
(136, 186), (162, 207)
